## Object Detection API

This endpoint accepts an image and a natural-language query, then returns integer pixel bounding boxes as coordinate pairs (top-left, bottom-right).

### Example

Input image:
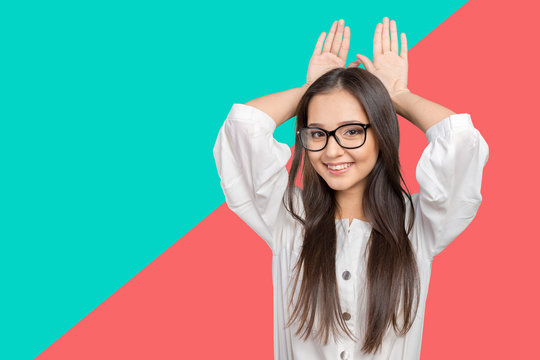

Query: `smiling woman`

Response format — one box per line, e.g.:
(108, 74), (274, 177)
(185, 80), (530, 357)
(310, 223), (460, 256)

(283, 65), (419, 350)
(213, 17), (489, 360)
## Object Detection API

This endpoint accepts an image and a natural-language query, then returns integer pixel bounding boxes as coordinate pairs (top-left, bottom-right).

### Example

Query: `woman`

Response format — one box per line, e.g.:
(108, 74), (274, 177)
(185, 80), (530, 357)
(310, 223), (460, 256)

(213, 17), (489, 359)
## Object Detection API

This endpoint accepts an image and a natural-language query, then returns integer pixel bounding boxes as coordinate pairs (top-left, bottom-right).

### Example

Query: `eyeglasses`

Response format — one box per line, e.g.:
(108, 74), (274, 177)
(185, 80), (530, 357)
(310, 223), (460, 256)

(296, 123), (371, 151)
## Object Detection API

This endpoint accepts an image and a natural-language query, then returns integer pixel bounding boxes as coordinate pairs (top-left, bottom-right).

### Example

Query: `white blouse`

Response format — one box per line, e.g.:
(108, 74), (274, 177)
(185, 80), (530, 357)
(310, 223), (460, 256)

(213, 103), (489, 360)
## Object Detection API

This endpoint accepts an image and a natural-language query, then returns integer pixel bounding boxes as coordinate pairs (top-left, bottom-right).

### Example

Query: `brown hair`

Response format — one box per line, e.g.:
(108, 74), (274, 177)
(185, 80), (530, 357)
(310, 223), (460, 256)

(282, 67), (420, 354)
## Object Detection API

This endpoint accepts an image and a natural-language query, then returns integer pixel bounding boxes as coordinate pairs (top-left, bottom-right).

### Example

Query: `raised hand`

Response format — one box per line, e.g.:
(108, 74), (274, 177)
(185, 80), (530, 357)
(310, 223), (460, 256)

(347, 17), (409, 99)
(306, 19), (350, 86)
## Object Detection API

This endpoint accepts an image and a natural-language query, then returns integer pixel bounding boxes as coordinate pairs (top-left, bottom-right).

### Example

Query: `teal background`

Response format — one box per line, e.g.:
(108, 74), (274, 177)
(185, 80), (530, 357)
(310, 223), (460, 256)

(0, 1), (467, 359)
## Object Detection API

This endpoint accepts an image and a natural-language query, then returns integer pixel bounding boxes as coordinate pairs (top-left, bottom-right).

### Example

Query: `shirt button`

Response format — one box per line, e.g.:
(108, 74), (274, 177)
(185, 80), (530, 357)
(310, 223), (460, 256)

(342, 271), (351, 280)
(340, 350), (349, 359)
(342, 312), (351, 321)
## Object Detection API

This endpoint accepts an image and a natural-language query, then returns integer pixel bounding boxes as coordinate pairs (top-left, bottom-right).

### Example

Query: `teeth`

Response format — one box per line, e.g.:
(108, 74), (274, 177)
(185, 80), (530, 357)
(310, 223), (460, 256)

(327, 163), (353, 170)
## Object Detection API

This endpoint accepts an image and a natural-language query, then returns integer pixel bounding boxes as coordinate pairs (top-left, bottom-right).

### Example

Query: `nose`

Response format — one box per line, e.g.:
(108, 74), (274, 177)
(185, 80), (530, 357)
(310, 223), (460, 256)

(324, 134), (344, 157)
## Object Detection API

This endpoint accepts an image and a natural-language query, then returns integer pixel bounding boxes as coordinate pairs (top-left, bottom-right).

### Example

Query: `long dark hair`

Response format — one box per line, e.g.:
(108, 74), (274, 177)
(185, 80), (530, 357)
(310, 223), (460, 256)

(282, 67), (420, 354)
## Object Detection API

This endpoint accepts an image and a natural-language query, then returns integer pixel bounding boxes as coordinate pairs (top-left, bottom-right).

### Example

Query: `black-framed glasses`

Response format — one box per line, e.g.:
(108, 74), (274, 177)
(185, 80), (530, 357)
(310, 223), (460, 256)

(296, 123), (371, 151)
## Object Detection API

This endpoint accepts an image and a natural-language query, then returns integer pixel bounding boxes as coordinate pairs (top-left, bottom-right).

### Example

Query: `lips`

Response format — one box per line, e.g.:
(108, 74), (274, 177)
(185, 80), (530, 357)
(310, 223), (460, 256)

(326, 163), (353, 169)
(326, 162), (354, 174)
(324, 162), (354, 166)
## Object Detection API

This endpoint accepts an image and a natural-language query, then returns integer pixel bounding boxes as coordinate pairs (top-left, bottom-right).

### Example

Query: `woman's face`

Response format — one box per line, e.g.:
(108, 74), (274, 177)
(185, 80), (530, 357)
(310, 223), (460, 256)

(305, 89), (379, 195)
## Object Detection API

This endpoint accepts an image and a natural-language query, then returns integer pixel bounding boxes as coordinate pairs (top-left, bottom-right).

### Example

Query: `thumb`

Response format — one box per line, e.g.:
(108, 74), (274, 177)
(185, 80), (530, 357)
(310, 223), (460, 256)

(346, 60), (362, 69)
(355, 54), (375, 72)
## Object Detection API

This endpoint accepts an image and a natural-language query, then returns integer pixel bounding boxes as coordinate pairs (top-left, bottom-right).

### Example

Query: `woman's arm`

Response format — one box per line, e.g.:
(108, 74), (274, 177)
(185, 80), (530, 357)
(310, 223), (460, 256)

(246, 19), (351, 128)
(245, 84), (309, 128)
(391, 90), (456, 133)
(349, 17), (456, 133)
(214, 19), (353, 254)
(350, 17), (489, 260)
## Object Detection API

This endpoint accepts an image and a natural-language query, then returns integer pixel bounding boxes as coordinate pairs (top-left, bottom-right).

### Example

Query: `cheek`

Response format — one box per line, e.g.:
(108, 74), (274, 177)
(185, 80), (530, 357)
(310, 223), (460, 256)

(306, 152), (319, 166)
(369, 135), (379, 155)
(360, 136), (379, 162)
(349, 146), (379, 175)
(306, 153), (327, 175)
(352, 145), (375, 162)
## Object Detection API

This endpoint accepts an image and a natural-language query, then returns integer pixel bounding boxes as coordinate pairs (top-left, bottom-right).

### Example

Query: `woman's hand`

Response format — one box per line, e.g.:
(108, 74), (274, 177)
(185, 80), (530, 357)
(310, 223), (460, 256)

(347, 17), (409, 99)
(305, 19), (350, 86)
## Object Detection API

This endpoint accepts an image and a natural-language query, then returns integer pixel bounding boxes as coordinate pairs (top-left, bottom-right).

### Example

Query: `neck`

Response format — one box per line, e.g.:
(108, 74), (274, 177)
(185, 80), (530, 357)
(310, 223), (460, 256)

(334, 187), (366, 221)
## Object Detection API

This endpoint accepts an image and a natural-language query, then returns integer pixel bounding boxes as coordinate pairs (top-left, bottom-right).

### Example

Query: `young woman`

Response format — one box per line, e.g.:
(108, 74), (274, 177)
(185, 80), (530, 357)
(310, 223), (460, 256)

(213, 17), (489, 359)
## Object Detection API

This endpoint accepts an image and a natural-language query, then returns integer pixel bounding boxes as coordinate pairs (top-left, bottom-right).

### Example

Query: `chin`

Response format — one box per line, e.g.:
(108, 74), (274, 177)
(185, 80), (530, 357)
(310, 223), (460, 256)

(327, 182), (353, 192)
(319, 175), (350, 190)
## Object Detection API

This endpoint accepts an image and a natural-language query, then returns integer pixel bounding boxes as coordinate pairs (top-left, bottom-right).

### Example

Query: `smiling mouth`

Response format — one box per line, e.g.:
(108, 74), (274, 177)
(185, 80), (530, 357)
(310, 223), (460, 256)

(326, 162), (354, 170)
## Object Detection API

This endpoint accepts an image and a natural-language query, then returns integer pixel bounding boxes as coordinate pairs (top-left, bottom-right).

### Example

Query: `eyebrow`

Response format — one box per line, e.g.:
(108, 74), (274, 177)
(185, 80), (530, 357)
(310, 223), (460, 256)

(308, 120), (366, 127)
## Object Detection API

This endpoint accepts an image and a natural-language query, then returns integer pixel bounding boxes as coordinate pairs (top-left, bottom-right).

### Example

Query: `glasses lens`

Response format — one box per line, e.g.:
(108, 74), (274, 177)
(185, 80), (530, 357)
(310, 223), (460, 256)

(300, 128), (327, 151)
(336, 124), (366, 148)
(300, 125), (365, 150)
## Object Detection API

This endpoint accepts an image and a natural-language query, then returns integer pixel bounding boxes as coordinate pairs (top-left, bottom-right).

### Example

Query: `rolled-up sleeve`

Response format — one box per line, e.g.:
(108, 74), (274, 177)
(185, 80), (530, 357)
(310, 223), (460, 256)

(213, 103), (292, 254)
(412, 113), (489, 261)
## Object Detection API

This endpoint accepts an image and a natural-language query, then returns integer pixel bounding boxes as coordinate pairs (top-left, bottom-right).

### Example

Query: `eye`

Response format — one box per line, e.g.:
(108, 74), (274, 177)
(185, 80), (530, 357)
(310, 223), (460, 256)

(340, 125), (365, 138)
(311, 131), (325, 138)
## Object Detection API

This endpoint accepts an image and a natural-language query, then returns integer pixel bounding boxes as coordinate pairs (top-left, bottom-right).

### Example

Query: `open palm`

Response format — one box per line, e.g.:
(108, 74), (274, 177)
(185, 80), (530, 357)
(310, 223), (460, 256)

(306, 19), (350, 86)
(348, 17), (409, 99)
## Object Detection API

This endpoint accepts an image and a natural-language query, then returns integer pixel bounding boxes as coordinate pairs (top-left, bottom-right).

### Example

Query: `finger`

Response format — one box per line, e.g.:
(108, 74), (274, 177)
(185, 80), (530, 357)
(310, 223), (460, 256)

(373, 22), (382, 56)
(390, 19), (398, 54)
(347, 60), (362, 68)
(355, 54), (375, 72)
(331, 19), (345, 55)
(382, 17), (390, 53)
(400, 32), (408, 60)
(322, 20), (338, 53)
(313, 31), (326, 56)
(338, 25), (350, 63)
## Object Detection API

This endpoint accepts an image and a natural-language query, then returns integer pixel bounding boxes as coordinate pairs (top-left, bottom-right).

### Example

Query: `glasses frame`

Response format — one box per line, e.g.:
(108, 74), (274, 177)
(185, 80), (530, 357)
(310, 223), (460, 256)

(296, 123), (371, 152)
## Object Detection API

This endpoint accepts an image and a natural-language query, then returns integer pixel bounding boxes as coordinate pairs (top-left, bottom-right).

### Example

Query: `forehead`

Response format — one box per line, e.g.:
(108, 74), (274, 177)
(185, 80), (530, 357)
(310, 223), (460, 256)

(307, 90), (369, 129)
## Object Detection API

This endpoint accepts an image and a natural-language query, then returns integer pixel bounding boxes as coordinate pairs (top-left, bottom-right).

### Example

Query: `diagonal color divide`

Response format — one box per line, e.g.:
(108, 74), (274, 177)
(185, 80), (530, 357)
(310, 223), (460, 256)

(34, 0), (540, 359)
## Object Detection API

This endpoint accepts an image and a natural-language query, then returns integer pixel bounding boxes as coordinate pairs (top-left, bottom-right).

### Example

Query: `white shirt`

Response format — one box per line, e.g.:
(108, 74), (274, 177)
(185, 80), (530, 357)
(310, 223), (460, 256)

(213, 103), (489, 360)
